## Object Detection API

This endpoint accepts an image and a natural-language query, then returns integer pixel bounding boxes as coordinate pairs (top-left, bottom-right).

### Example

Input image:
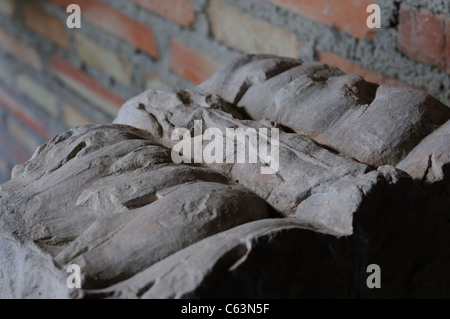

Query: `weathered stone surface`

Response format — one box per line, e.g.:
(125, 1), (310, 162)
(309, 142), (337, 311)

(1, 124), (269, 296)
(397, 119), (450, 185)
(75, 178), (450, 299)
(200, 55), (450, 166)
(1, 54), (450, 298)
(114, 87), (372, 236)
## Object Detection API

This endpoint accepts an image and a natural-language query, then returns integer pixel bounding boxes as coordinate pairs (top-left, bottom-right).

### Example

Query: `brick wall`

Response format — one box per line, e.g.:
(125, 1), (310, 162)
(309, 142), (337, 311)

(0, 0), (449, 183)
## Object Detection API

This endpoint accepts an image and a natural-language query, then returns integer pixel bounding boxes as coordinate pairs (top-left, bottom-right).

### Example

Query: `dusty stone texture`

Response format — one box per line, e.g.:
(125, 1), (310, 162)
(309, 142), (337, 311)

(1, 54), (450, 298)
(0, 125), (269, 296)
(114, 87), (373, 236)
(200, 55), (450, 166)
(397, 119), (450, 185)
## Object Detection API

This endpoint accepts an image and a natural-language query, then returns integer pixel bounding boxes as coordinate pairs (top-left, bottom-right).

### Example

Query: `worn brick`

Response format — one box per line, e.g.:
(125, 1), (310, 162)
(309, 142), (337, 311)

(446, 18), (450, 73)
(319, 51), (412, 88)
(398, 4), (446, 70)
(0, 0), (14, 17)
(63, 103), (93, 128)
(145, 73), (168, 89)
(16, 74), (59, 116)
(50, 55), (126, 117)
(129, 0), (195, 27)
(0, 27), (42, 70)
(0, 86), (51, 139)
(267, 0), (376, 40)
(74, 32), (132, 86)
(171, 39), (220, 84)
(24, 4), (70, 49)
(210, 0), (300, 58)
(49, 0), (158, 58)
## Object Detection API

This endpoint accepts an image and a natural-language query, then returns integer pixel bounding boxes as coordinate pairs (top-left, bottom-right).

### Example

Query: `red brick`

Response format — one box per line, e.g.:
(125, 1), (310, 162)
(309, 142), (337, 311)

(16, 73), (59, 117)
(129, 0), (195, 27)
(210, 0), (300, 58)
(398, 4), (446, 70)
(0, 27), (42, 70)
(23, 4), (70, 49)
(319, 51), (413, 88)
(446, 19), (450, 73)
(74, 33), (132, 86)
(49, 0), (158, 58)
(145, 73), (168, 89)
(62, 103), (93, 128)
(267, 0), (376, 40)
(50, 55), (126, 117)
(16, 73), (59, 116)
(0, 86), (51, 139)
(171, 39), (220, 84)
